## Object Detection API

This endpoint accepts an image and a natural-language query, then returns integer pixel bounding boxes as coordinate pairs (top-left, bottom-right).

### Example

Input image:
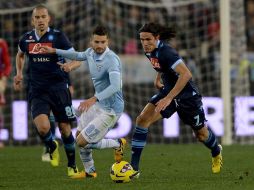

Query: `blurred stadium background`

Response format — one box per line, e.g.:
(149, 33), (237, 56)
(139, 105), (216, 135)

(0, 0), (254, 146)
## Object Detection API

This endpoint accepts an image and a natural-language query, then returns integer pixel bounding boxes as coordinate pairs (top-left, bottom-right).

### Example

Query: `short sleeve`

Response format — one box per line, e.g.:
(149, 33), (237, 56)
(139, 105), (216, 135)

(159, 47), (182, 70)
(18, 35), (27, 53)
(55, 31), (72, 50)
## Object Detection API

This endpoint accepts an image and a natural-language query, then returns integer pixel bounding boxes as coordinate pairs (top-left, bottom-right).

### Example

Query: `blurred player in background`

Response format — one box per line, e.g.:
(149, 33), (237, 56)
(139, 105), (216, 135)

(130, 23), (223, 178)
(39, 25), (126, 178)
(13, 4), (84, 178)
(0, 38), (11, 148)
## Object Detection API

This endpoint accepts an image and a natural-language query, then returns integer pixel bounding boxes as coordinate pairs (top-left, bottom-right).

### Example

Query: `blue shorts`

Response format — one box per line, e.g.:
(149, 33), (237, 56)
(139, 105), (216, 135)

(29, 88), (76, 123)
(150, 91), (206, 130)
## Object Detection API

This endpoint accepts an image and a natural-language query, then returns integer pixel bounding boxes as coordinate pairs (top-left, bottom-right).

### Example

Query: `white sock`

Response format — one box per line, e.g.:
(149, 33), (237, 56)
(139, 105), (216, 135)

(79, 148), (95, 173)
(85, 139), (120, 149)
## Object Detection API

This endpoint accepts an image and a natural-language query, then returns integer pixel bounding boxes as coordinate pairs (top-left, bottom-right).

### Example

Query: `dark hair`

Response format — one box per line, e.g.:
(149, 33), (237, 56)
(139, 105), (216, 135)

(139, 22), (176, 41)
(92, 25), (109, 37)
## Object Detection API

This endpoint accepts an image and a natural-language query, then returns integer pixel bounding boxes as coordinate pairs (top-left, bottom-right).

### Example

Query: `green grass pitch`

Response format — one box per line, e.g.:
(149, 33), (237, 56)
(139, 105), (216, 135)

(0, 144), (253, 190)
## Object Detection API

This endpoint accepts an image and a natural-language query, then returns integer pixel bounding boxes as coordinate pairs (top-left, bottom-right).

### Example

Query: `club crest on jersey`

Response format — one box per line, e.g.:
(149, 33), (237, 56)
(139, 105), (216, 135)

(48, 35), (54, 41)
(29, 43), (52, 54)
(150, 58), (160, 69)
(96, 64), (103, 72)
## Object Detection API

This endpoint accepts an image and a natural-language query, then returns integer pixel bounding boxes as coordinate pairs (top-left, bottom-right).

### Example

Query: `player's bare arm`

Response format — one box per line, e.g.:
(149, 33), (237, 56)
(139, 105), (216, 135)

(154, 72), (164, 90)
(13, 50), (25, 91)
(155, 62), (192, 112)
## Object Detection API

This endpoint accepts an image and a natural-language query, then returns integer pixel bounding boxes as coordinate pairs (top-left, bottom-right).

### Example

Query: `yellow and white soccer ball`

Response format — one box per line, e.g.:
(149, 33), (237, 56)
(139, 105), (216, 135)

(110, 161), (135, 183)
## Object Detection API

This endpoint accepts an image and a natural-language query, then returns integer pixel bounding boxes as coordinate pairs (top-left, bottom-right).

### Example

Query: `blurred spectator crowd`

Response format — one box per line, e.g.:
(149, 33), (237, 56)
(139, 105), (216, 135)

(0, 0), (250, 96)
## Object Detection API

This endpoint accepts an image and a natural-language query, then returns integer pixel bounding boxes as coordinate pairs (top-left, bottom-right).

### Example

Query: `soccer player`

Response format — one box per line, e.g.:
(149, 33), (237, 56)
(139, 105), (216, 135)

(130, 23), (223, 178)
(13, 4), (84, 178)
(39, 25), (126, 178)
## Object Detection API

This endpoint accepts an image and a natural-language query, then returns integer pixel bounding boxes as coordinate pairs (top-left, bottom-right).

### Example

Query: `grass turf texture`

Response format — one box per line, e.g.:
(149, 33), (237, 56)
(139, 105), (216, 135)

(0, 144), (253, 190)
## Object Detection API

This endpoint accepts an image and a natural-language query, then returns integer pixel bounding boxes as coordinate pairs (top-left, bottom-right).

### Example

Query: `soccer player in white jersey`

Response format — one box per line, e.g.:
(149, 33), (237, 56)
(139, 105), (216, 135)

(39, 25), (126, 178)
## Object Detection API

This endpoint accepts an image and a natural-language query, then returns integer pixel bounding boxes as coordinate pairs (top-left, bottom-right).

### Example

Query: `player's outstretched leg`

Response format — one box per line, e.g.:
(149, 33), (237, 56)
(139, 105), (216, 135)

(130, 126), (148, 177)
(114, 138), (127, 162)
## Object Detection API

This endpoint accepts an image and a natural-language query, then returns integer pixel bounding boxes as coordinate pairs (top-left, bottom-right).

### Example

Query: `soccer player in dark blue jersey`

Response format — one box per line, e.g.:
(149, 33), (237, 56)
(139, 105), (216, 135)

(13, 4), (84, 178)
(130, 23), (222, 178)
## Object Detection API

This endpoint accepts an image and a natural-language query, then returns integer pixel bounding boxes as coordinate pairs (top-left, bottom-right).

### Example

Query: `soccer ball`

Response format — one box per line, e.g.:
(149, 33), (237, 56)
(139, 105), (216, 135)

(110, 161), (134, 183)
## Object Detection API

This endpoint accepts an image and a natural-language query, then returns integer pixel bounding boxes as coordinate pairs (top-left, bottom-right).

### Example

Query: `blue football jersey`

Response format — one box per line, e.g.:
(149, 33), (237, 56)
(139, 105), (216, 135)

(146, 41), (200, 99)
(19, 28), (72, 91)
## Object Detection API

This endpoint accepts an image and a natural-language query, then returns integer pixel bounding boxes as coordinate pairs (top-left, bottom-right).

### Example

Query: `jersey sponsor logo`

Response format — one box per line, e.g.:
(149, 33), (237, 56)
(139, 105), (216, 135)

(33, 57), (50, 62)
(150, 58), (160, 69)
(25, 40), (36, 42)
(29, 43), (52, 54)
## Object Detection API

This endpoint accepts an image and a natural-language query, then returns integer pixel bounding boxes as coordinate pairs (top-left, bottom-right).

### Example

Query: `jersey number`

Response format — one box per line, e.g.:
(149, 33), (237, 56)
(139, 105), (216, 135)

(194, 115), (200, 126)
(65, 106), (75, 117)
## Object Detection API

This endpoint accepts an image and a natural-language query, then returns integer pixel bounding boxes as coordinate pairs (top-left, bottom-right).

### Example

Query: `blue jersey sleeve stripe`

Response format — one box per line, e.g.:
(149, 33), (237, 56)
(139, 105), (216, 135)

(109, 71), (120, 75)
(171, 58), (184, 70)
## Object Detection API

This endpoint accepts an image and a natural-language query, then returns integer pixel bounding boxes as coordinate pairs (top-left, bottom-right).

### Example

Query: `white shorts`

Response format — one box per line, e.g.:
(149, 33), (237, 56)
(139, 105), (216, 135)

(78, 104), (118, 143)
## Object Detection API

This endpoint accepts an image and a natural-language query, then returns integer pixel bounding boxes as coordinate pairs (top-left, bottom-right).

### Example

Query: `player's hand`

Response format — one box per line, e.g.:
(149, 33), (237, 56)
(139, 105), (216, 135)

(155, 96), (172, 113)
(78, 96), (97, 112)
(13, 75), (23, 91)
(39, 46), (56, 54)
(57, 62), (72, 72)
(155, 82), (164, 90)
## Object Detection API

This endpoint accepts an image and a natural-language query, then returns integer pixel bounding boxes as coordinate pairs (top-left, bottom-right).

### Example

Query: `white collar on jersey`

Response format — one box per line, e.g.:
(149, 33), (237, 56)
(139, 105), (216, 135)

(156, 40), (161, 48)
(34, 27), (50, 41)
(90, 47), (110, 61)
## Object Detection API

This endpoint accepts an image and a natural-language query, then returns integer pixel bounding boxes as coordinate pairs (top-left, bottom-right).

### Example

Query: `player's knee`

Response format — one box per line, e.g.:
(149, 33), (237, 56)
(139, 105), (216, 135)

(37, 126), (50, 136)
(136, 114), (149, 127)
(195, 128), (208, 142)
(58, 122), (72, 137)
(76, 134), (88, 147)
(76, 140), (84, 147)
(196, 133), (206, 142)
(76, 130), (80, 138)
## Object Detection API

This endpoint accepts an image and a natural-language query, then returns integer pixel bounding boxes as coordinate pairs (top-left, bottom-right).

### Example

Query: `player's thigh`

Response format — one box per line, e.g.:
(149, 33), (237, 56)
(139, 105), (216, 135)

(58, 122), (72, 137)
(177, 95), (206, 130)
(77, 104), (98, 132)
(80, 110), (118, 143)
(148, 91), (176, 120)
(137, 103), (162, 127)
(50, 88), (76, 123)
(30, 95), (51, 120)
